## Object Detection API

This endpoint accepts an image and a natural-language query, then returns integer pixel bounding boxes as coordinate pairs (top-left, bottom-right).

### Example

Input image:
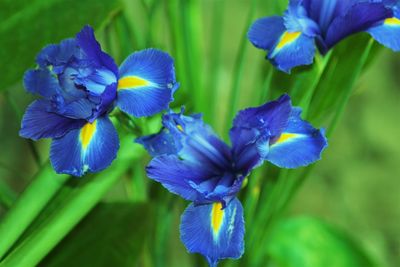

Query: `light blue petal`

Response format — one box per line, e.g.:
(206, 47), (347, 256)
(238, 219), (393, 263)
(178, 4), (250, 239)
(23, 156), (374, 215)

(367, 17), (400, 51)
(266, 108), (328, 168)
(268, 32), (316, 73)
(248, 16), (286, 50)
(117, 49), (178, 117)
(50, 116), (119, 176)
(180, 198), (245, 267)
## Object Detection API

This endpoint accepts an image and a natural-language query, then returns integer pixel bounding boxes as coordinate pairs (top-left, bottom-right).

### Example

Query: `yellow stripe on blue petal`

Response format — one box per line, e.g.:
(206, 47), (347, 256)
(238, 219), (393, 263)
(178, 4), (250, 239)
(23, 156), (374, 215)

(273, 133), (299, 145)
(276, 31), (302, 49)
(117, 76), (150, 90)
(211, 202), (224, 238)
(80, 121), (97, 150)
(384, 17), (400, 27)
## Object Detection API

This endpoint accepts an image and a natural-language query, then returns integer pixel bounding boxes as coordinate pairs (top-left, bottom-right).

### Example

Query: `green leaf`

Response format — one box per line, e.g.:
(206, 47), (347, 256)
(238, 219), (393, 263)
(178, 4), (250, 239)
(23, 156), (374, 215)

(264, 216), (377, 267)
(0, 0), (121, 91)
(40, 202), (153, 267)
(0, 137), (142, 267)
(0, 163), (69, 260)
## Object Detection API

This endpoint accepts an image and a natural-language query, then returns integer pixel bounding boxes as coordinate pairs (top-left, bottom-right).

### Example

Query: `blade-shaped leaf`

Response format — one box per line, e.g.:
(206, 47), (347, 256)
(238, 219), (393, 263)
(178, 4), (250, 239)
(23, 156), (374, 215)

(39, 202), (153, 267)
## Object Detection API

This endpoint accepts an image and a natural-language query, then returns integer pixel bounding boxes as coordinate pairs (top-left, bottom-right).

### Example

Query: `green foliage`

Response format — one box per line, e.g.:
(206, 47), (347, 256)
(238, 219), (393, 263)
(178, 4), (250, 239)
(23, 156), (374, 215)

(265, 217), (376, 267)
(40, 202), (152, 267)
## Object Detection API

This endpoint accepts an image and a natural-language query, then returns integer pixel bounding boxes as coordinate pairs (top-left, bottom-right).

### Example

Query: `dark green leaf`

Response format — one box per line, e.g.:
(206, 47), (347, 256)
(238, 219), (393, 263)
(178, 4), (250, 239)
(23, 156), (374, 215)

(0, 0), (121, 91)
(40, 202), (153, 267)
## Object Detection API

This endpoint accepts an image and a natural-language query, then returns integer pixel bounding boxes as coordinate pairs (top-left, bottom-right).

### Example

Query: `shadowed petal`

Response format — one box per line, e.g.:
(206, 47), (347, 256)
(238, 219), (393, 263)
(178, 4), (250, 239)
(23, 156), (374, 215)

(19, 100), (85, 141)
(23, 69), (61, 98)
(325, 2), (391, 49)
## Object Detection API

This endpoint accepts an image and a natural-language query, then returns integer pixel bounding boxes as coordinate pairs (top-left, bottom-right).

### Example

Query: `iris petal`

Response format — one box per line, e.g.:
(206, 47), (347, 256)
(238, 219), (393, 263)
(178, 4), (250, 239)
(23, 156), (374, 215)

(248, 16), (286, 50)
(266, 107), (328, 168)
(230, 94), (292, 172)
(268, 32), (316, 73)
(75, 25), (119, 75)
(19, 100), (85, 141)
(23, 69), (61, 99)
(117, 49), (178, 117)
(146, 155), (213, 201)
(180, 198), (245, 267)
(325, 2), (391, 49)
(367, 17), (400, 51)
(50, 116), (119, 176)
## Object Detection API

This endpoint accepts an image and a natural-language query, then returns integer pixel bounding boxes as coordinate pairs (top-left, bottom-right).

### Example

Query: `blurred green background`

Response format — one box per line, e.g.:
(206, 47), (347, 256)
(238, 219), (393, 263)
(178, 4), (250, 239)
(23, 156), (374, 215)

(0, 0), (399, 266)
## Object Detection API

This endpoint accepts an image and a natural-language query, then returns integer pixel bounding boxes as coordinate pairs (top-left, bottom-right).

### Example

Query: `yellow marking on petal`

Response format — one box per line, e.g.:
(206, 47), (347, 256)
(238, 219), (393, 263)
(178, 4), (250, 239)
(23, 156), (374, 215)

(117, 76), (150, 90)
(274, 133), (298, 145)
(177, 124), (184, 132)
(384, 17), (400, 26)
(80, 121), (97, 150)
(211, 202), (224, 236)
(276, 31), (302, 49)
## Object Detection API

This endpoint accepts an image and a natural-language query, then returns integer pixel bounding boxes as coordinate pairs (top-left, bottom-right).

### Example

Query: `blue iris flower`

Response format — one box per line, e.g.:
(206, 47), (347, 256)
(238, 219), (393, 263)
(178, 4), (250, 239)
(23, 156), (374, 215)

(20, 25), (178, 176)
(248, 0), (400, 73)
(137, 94), (328, 266)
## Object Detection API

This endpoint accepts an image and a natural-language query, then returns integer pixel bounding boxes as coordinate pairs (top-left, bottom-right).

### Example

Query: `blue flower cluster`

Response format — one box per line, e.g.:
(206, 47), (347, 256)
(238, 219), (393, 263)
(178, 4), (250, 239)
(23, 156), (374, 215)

(19, 1), (400, 265)
(248, 0), (400, 72)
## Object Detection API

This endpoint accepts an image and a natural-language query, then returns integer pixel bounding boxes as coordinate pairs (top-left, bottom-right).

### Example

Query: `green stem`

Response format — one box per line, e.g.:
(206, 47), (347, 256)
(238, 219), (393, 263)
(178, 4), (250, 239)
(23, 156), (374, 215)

(328, 38), (374, 136)
(208, 0), (225, 125)
(0, 159), (130, 267)
(225, 0), (258, 132)
(258, 69), (274, 105)
(0, 178), (17, 209)
(0, 163), (69, 260)
(298, 51), (332, 118)
(4, 92), (42, 167)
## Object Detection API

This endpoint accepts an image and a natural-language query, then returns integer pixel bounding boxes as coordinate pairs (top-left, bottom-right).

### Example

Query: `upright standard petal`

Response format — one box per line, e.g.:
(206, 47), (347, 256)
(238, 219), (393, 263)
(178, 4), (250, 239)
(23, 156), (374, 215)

(325, 2), (392, 49)
(23, 69), (61, 99)
(117, 49), (178, 117)
(180, 198), (245, 267)
(19, 100), (85, 141)
(50, 116), (119, 176)
(230, 94), (292, 173)
(266, 107), (328, 168)
(75, 25), (119, 75)
(367, 17), (400, 51)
